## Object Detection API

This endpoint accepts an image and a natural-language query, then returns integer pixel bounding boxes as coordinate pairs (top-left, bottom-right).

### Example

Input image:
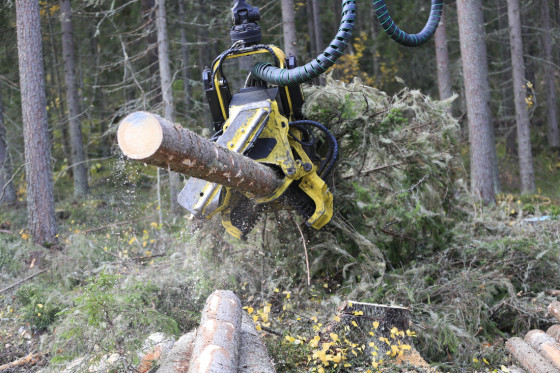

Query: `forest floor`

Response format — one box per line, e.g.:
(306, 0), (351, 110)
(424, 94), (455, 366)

(1, 96), (560, 372)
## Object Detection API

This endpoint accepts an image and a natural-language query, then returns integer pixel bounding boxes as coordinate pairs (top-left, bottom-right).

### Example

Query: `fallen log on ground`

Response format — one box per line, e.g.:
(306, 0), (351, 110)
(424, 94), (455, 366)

(525, 330), (560, 370)
(155, 290), (275, 373)
(506, 337), (560, 373)
(549, 326), (560, 344)
(0, 351), (46, 372)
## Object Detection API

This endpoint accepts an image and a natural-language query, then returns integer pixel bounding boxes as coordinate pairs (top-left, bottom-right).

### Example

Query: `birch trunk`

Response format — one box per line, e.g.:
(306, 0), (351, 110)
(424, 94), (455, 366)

(60, 0), (89, 197)
(281, 0), (298, 57)
(15, 0), (58, 245)
(456, 0), (496, 204)
(507, 0), (536, 193)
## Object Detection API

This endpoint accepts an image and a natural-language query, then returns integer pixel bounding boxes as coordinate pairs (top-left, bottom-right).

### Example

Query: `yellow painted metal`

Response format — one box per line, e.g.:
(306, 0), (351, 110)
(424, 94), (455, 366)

(211, 45), (298, 122)
(203, 44), (332, 234)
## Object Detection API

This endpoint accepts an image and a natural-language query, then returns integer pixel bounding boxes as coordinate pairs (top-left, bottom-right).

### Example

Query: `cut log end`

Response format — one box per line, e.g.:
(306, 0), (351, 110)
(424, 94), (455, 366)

(118, 111), (164, 160)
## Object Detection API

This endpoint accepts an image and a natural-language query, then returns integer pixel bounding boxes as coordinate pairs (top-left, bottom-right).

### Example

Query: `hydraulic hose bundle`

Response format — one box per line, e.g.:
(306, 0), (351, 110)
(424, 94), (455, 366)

(252, 0), (443, 87)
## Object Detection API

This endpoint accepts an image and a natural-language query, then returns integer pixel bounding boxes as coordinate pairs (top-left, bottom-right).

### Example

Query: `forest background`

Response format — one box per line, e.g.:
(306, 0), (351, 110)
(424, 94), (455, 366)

(1, 0), (560, 372)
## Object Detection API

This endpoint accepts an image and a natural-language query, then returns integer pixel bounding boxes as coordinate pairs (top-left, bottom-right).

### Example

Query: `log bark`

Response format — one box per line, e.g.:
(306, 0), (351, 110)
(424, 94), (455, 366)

(525, 330), (560, 369)
(506, 337), (560, 373)
(550, 302), (560, 322)
(117, 112), (282, 199)
(188, 291), (243, 373)
(548, 325), (560, 343)
(281, 0), (298, 57)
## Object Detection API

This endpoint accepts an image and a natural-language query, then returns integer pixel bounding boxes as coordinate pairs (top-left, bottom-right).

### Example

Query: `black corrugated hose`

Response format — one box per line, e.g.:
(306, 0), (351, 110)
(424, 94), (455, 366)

(252, 0), (443, 87)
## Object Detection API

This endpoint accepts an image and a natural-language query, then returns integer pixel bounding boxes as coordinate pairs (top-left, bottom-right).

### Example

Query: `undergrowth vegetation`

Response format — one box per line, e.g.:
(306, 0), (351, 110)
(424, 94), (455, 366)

(0, 79), (559, 372)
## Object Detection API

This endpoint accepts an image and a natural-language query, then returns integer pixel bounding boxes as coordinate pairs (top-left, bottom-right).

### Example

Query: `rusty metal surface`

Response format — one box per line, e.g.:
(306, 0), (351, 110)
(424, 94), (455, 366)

(118, 112), (282, 199)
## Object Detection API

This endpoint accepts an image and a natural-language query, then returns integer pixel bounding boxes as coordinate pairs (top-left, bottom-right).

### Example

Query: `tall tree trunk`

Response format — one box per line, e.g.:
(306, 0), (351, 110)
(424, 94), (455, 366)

(281, 0), (298, 57)
(306, 0), (316, 59)
(45, 0), (71, 165)
(497, 0), (517, 157)
(142, 0), (159, 81)
(60, 0), (88, 197)
(507, 0), (536, 193)
(15, 0), (57, 245)
(0, 85), (16, 204)
(434, 9), (452, 101)
(178, 0), (191, 111)
(311, 0), (323, 56)
(197, 0), (210, 70)
(156, 0), (180, 213)
(456, 0), (496, 204)
(541, 0), (559, 149)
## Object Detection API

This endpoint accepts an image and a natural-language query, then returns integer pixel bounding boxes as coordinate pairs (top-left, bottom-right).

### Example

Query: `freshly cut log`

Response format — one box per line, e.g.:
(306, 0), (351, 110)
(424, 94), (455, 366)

(525, 330), (560, 369)
(188, 291), (243, 373)
(118, 112), (282, 199)
(549, 302), (560, 322)
(506, 337), (560, 373)
(549, 326), (560, 344)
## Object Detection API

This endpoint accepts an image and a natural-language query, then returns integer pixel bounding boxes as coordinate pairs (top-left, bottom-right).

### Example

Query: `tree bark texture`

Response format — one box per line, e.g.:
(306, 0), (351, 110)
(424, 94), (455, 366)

(549, 325), (560, 343)
(506, 337), (560, 373)
(117, 112), (282, 199)
(178, 0), (191, 111)
(507, 0), (536, 193)
(541, 0), (559, 149)
(525, 330), (560, 370)
(281, 0), (298, 58)
(60, 0), (89, 197)
(456, 0), (496, 204)
(155, 0), (180, 213)
(15, 0), (57, 245)
(0, 85), (16, 204)
(434, 8), (452, 101)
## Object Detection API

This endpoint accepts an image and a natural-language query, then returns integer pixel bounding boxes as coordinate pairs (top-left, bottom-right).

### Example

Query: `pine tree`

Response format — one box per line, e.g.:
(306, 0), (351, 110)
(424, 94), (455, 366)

(15, 0), (58, 245)
(456, 0), (496, 203)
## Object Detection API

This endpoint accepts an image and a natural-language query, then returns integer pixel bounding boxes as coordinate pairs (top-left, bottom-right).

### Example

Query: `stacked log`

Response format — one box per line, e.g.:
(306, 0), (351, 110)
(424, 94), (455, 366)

(505, 301), (560, 373)
(155, 290), (275, 373)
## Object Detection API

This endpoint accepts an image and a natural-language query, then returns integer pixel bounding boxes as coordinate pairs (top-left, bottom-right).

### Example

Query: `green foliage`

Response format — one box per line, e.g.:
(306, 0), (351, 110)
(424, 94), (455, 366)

(53, 271), (179, 361)
(15, 284), (63, 331)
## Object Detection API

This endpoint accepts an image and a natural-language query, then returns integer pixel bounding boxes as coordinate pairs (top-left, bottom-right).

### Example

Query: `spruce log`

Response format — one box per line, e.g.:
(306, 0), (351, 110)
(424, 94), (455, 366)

(188, 290), (243, 373)
(525, 330), (560, 369)
(506, 337), (560, 373)
(117, 112), (282, 199)
(549, 302), (560, 322)
(548, 326), (560, 344)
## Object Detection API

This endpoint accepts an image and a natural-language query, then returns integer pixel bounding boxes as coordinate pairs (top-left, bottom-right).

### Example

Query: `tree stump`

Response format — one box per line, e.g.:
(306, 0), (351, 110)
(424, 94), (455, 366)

(321, 301), (429, 369)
